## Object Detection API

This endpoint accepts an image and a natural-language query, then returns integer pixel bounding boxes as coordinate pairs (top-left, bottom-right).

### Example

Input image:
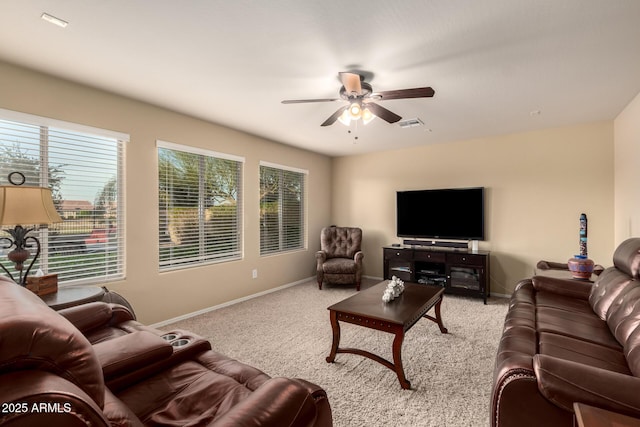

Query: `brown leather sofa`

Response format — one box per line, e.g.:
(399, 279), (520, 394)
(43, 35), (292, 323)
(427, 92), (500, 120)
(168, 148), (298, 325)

(491, 237), (640, 427)
(0, 277), (332, 426)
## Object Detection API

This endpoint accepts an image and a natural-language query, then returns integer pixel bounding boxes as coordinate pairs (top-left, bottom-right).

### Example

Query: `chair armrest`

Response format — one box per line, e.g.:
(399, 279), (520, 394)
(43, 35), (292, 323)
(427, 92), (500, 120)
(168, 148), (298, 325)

(58, 301), (135, 333)
(92, 331), (173, 380)
(534, 354), (640, 416)
(531, 275), (592, 300)
(0, 370), (111, 426)
(291, 378), (333, 427)
(108, 303), (137, 324)
(316, 251), (327, 270)
(58, 301), (117, 332)
(210, 377), (324, 427)
(354, 251), (364, 263)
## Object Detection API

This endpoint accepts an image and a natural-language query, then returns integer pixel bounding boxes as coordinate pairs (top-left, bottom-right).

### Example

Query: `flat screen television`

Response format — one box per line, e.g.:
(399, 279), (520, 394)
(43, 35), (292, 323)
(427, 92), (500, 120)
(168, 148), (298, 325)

(396, 187), (485, 241)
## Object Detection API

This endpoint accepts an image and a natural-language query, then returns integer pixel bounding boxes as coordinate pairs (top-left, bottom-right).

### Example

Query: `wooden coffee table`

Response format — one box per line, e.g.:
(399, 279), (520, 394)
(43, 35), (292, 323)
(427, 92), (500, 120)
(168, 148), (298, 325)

(326, 281), (447, 389)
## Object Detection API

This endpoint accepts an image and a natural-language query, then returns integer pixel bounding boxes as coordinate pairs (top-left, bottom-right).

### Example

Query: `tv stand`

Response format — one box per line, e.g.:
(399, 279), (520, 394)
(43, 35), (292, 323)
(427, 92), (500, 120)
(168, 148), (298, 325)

(383, 245), (490, 304)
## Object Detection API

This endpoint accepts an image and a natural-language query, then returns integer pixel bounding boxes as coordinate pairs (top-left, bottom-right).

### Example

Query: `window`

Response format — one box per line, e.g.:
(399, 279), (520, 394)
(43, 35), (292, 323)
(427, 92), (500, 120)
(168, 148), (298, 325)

(260, 162), (307, 255)
(0, 109), (127, 285)
(158, 141), (243, 270)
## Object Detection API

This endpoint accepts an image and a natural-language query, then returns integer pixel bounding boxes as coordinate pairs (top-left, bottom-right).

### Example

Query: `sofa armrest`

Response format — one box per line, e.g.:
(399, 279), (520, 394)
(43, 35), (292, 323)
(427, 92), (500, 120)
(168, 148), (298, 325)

(0, 370), (111, 426)
(58, 301), (135, 333)
(531, 275), (593, 300)
(534, 354), (640, 416)
(291, 378), (333, 427)
(92, 331), (173, 380)
(211, 377), (325, 427)
(354, 250), (364, 263)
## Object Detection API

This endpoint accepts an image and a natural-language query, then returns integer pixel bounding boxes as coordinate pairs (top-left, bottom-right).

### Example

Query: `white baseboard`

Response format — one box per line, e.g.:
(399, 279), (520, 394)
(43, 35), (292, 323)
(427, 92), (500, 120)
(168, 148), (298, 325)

(490, 292), (511, 299)
(150, 276), (315, 328)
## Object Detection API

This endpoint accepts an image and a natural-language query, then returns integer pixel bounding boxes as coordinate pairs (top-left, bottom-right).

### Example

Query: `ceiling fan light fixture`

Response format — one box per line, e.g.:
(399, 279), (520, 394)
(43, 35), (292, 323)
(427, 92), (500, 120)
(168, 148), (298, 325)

(338, 109), (351, 126)
(348, 102), (362, 120)
(362, 108), (375, 124)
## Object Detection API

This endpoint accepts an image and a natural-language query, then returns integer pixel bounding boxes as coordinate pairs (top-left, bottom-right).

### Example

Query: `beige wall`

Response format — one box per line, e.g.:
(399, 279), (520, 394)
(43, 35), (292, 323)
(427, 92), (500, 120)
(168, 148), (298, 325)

(331, 123), (615, 296)
(0, 58), (624, 320)
(0, 61), (332, 324)
(614, 91), (640, 244)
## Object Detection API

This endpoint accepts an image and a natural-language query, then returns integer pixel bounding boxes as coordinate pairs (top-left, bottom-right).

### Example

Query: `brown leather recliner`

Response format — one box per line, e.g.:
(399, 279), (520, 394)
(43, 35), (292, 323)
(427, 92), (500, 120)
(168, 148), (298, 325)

(492, 238), (640, 427)
(0, 276), (332, 426)
(316, 226), (364, 290)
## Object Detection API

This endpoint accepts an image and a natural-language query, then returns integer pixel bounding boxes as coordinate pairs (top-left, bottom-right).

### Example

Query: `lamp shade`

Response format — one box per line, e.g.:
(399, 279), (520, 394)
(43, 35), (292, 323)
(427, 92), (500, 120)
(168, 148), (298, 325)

(0, 186), (63, 226)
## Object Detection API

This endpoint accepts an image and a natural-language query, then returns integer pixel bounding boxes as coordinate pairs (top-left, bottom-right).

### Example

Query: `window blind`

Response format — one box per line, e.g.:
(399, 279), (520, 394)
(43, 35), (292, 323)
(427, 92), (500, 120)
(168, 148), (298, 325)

(158, 141), (243, 270)
(0, 109), (127, 285)
(260, 162), (307, 255)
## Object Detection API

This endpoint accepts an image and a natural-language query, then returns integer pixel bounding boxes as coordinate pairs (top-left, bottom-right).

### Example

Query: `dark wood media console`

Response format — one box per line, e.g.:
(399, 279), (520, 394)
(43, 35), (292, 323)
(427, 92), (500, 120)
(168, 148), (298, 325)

(383, 245), (490, 304)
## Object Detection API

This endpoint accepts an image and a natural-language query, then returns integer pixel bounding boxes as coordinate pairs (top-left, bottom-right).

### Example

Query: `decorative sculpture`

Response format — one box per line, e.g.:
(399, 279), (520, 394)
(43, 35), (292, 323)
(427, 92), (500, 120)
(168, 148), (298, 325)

(568, 213), (594, 280)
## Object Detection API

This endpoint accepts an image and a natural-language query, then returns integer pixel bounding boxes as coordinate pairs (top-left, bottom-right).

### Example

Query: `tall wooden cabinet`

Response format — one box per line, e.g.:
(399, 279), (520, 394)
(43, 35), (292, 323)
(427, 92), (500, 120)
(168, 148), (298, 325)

(383, 246), (490, 304)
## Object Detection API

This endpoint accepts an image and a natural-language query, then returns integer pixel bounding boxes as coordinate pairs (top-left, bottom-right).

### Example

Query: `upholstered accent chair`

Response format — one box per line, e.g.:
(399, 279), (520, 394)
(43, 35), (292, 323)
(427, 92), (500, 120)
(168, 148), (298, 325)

(316, 226), (364, 290)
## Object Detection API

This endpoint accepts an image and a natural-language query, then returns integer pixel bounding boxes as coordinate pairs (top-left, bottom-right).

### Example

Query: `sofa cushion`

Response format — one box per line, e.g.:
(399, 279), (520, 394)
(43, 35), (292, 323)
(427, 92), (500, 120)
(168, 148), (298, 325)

(537, 306), (605, 327)
(535, 291), (594, 315)
(606, 285), (640, 347)
(322, 257), (357, 274)
(536, 311), (622, 350)
(624, 327), (640, 377)
(589, 267), (635, 320)
(538, 332), (630, 374)
(613, 237), (640, 278)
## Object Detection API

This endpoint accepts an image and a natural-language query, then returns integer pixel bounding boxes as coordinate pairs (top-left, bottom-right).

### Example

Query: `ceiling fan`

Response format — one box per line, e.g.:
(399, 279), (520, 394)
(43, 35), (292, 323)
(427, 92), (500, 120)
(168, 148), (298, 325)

(281, 72), (435, 127)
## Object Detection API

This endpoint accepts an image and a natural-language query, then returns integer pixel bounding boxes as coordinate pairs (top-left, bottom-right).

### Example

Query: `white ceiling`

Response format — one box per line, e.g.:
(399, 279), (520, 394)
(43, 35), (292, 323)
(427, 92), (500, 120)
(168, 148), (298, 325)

(2, 1), (640, 157)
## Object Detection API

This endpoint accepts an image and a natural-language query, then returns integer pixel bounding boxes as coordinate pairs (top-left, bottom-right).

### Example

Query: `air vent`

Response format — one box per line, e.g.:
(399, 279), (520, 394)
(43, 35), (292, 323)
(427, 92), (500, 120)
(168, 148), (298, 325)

(398, 118), (424, 128)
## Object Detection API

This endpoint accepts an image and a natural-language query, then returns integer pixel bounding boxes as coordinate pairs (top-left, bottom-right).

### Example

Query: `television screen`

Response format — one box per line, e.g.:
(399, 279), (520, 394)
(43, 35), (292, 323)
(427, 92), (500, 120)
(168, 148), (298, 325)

(396, 187), (485, 240)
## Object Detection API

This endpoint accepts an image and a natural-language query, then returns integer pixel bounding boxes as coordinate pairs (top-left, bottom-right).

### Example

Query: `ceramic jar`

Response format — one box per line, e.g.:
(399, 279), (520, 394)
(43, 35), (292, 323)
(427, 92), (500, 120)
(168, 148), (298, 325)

(568, 255), (595, 280)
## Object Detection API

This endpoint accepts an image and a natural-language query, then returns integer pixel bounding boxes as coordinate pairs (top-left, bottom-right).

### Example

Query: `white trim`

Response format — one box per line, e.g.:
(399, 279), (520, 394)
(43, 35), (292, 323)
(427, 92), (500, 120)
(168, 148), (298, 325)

(491, 292), (511, 299)
(150, 276), (313, 328)
(259, 160), (308, 175)
(157, 139), (245, 163)
(0, 108), (130, 142)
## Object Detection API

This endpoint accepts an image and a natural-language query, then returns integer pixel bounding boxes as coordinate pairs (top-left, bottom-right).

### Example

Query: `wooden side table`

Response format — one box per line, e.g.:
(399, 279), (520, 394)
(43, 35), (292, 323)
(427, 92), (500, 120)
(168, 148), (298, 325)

(40, 285), (105, 310)
(574, 402), (640, 427)
(535, 268), (596, 282)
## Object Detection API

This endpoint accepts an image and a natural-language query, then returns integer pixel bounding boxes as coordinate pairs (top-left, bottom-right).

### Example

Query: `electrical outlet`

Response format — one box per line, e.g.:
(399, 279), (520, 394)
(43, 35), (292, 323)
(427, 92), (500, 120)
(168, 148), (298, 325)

(252, 269), (258, 279)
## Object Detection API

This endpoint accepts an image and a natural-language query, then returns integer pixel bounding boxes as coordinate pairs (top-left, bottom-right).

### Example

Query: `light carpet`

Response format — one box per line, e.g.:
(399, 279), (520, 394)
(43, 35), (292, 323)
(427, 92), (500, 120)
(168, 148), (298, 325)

(164, 278), (509, 427)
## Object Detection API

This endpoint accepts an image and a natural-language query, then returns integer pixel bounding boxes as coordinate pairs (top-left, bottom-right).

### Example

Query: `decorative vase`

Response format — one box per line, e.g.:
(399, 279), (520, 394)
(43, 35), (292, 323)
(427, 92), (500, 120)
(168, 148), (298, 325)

(568, 255), (594, 279)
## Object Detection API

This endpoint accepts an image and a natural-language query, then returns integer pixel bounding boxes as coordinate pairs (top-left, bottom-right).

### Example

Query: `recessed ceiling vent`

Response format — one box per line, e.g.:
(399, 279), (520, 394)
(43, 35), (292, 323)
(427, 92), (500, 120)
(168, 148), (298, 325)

(398, 118), (424, 128)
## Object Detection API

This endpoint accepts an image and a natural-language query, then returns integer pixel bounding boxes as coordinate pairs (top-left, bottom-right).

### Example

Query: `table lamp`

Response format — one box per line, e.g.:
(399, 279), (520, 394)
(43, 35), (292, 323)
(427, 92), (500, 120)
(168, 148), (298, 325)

(0, 172), (62, 286)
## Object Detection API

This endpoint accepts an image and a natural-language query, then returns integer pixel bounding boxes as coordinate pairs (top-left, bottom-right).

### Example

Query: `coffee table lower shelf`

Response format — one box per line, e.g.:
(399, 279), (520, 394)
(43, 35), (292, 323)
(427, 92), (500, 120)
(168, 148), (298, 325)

(326, 281), (448, 390)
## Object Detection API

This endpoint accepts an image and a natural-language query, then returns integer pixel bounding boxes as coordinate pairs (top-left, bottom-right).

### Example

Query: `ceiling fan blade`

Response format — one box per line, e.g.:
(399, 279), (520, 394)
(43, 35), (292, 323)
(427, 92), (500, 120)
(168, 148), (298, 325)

(365, 102), (402, 123)
(339, 72), (362, 96)
(321, 105), (348, 127)
(374, 87), (435, 101)
(281, 98), (340, 104)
